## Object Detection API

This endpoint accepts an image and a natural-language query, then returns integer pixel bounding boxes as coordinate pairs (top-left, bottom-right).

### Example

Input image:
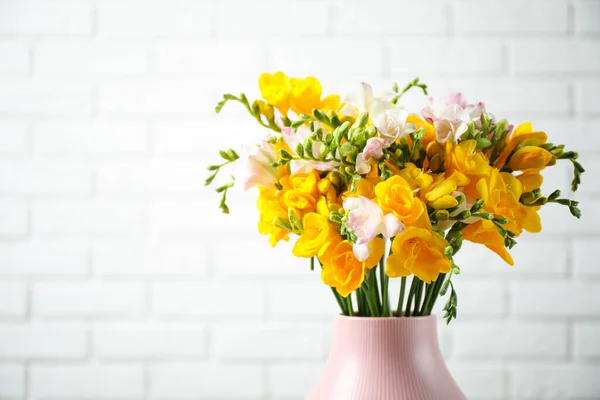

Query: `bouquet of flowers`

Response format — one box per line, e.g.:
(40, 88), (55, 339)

(206, 72), (583, 323)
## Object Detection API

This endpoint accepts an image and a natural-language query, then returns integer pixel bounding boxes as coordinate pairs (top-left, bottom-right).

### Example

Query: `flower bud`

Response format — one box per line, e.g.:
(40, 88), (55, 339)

(436, 210), (450, 221)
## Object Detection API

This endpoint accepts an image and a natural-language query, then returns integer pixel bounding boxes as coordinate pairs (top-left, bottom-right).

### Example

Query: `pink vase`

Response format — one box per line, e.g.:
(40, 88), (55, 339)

(307, 315), (466, 400)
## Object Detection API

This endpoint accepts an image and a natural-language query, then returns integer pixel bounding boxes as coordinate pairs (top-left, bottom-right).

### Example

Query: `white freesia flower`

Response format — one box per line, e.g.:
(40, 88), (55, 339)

(373, 107), (415, 142)
(343, 196), (404, 261)
(340, 82), (395, 118)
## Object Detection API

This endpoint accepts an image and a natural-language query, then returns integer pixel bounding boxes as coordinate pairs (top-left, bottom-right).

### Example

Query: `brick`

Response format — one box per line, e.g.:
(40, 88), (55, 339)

(0, 42), (29, 75)
(454, 240), (568, 277)
(514, 39), (600, 74)
(213, 322), (327, 360)
(0, 200), (27, 236)
(447, 364), (505, 399)
(153, 41), (265, 75)
(34, 120), (147, 154)
(0, 160), (92, 195)
(152, 119), (266, 155)
(36, 41), (148, 75)
(33, 201), (147, 235)
(512, 365), (600, 399)
(429, 280), (506, 317)
(447, 79), (570, 117)
(31, 365), (144, 398)
(96, 160), (206, 194)
(98, 82), (212, 115)
(269, 39), (384, 76)
(454, 1), (568, 34)
(533, 118), (600, 154)
(0, 282), (26, 318)
(390, 40), (505, 75)
(332, 1), (446, 35)
(151, 363), (263, 399)
(513, 282), (600, 316)
(152, 282), (264, 318)
(33, 283), (145, 317)
(267, 282), (342, 318)
(0, 365), (24, 397)
(580, 80), (600, 115)
(575, 323), (600, 359)
(98, 4), (212, 37)
(452, 322), (567, 359)
(215, 239), (311, 277)
(575, 0), (600, 34)
(574, 239), (600, 277)
(150, 199), (257, 236)
(216, 0), (328, 37)
(94, 324), (207, 359)
(93, 241), (206, 277)
(0, 324), (86, 359)
(0, 83), (92, 115)
(0, 120), (29, 154)
(0, 4), (92, 35)
(267, 364), (323, 398)
(537, 197), (600, 235)
(0, 242), (88, 276)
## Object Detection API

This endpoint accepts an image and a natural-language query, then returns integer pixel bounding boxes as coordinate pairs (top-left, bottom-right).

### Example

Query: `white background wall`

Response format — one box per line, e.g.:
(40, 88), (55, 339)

(0, 0), (599, 399)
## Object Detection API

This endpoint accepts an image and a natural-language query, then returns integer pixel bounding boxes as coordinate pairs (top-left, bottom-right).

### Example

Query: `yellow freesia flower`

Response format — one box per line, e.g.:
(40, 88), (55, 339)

(386, 226), (451, 283)
(508, 146), (553, 171)
(292, 213), (340, 258)
(445, 140), (493, 198)
(256, 187), (290, 247)
(375, 175), (425, 226)
(397, 162), (434, 192)
(278, 170), (320, 214)
(321, 237), (385, 297)
(424, 175), (459, 210)
(259, 72), (291, 115)
(462, 219), (514, 266)
(516, 171), (544, 192)
(494, 122), (547, 169)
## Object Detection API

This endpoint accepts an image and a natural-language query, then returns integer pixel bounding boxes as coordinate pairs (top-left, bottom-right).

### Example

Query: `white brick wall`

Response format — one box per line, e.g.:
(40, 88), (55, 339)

(0, 0), (598, 399)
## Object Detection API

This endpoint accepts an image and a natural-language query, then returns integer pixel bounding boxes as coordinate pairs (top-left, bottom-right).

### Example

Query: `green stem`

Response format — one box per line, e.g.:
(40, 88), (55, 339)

(397, 276), (407, 317)
(424, 273), (446, 315)
(362, 287), (379, 316)
(405, 277), (419, 317)
(380, 256), (390, 317)
(420, 282), (435, 316)
(346, 295), (354, 317)
(413, 279), (424, 316)
(331, 287), (347, 315)
(356, 288), (367, 316)
(368, 268), (382, 315)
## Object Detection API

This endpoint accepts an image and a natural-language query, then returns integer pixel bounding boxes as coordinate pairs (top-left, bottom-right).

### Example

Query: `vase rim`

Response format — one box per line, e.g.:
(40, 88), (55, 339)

(335, 313), (438, 321)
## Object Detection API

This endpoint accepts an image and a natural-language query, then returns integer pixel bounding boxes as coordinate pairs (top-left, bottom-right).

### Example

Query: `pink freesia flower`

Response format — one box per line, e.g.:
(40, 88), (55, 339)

(240, 139), (283, 190)
(422, 92), (487, 144)
(282, 125), (340, 174)
(343, 196), (404, 261)
(355, 137), (389, 175)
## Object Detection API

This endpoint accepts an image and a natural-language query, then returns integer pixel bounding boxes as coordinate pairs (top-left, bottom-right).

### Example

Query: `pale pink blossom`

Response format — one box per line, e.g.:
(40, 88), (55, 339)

(355, 137), (389, 175)
(281, 126), (340, 174)
(343, 196), (404, 261)
(422, 92), (486, 144)
(240, 139), (283, 190)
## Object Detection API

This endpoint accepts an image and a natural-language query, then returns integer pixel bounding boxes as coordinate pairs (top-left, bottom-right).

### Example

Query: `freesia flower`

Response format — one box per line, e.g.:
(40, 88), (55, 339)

(281, 126), (340, 174)
(373, 107), (414, 142)
(422, 92), (486, 144)
(240, 139), (284, 190)
(355, 137), (389, 174)
(293, 213), (340, 258)
(343, 196), (404, 261)
(386, 226), (452, 283)
(375, 176), (425, 225)
(340, 82), (395, 118)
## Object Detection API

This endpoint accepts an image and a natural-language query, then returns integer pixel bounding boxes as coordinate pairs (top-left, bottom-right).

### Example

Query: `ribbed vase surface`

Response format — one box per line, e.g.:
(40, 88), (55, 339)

(307, 315), (466, 400)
